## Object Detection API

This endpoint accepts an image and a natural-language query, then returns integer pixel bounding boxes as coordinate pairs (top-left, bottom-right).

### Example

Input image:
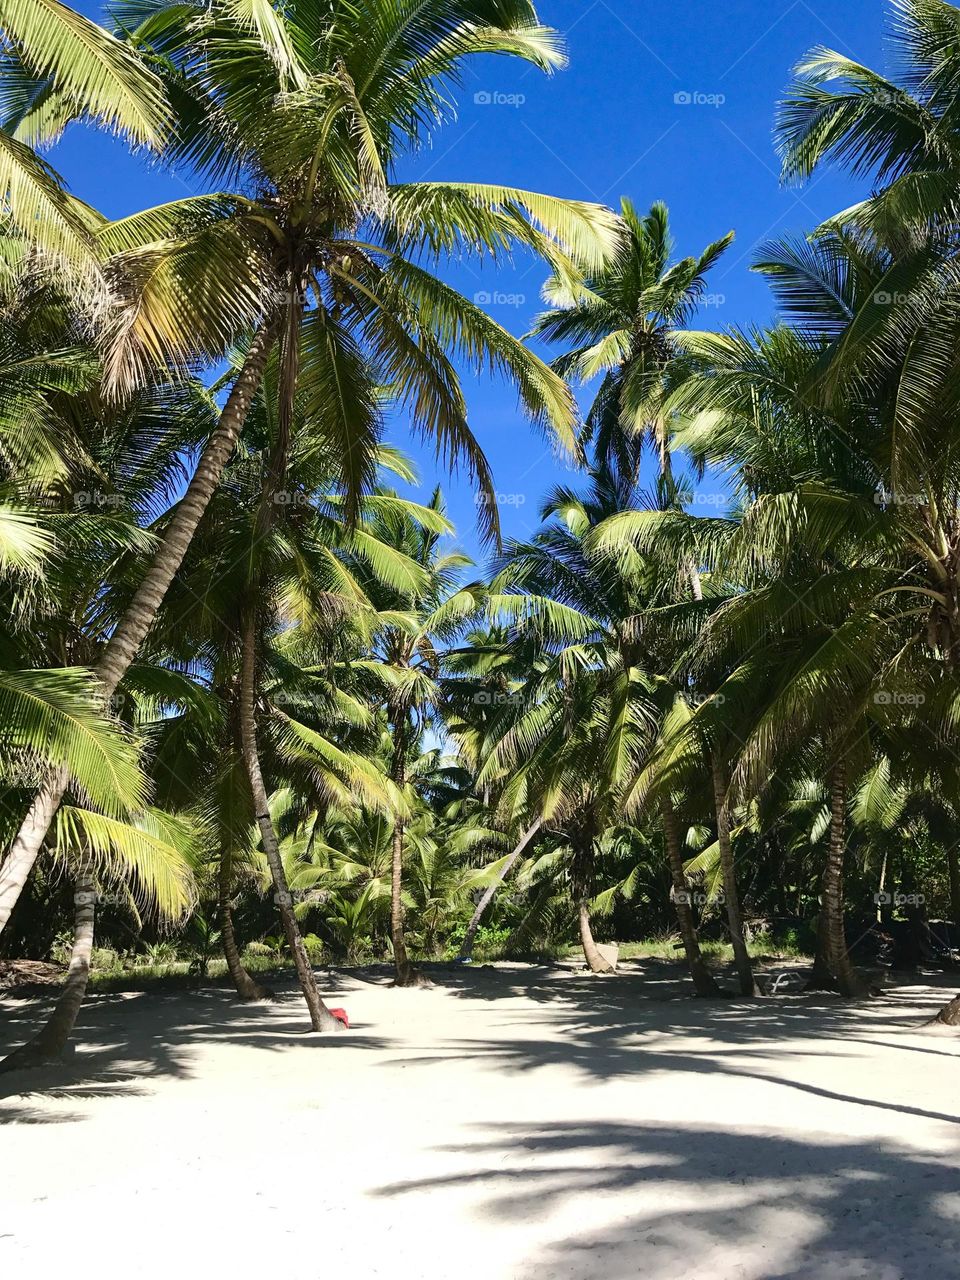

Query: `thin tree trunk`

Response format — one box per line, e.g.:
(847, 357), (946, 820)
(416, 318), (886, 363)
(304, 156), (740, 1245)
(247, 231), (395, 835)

(825, 762), (862, 995)
(662, 797), (720, 996)
(239, 610), (340, 1031)
(877, 849), (889, 924)
(388, 722), (427, 987)
(578, 899), (614, 973)
(948, 845), (960, 925)
(711, 756), (756, 995)
(219, 852), (268, 1001)
(0, 765), (68, 937)
(1, 865), (96, 1071)
(457, 818), (542, 961)
(806, 909), (836, 992)
(573, 837), (614, 974)
(0, 324), (278, 940)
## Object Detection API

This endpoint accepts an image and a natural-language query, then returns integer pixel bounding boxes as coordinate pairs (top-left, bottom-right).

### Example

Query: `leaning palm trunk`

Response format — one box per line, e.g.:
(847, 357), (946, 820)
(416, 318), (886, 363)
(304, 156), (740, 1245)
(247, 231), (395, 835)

(573, 839), (614, 974)
(219, 853), (268, 1002)
(457, 818), (542, 961)
(662, 798), (720, 996)
(578, 899), (614, 974)
(239, 611), (340, 1031)
(0, 324), (278, 940)
(0, 765), (69, 937)
(1, 865), (96, 1071)
(711, 757), (755, 995)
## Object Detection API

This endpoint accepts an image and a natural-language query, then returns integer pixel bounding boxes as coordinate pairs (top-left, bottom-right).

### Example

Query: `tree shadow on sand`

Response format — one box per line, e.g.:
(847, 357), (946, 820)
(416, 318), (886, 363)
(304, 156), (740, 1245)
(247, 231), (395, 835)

(373, 1120), (959, 1279)
(0, 975), (386, 1120)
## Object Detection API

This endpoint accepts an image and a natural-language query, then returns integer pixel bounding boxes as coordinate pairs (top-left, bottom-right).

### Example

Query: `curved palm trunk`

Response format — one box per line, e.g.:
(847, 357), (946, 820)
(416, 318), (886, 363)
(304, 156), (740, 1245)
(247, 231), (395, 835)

(1, 866), (95, 1072)
(573, 838), (614, 974)
(578, 899), (613, 974)
(711, 757), (756, 996)
(0, 324), (278, 940)
(662, 797), (720, 996)
(239, 611), (340, 1032)
(457, 819), (542, 961)
(388, 724), (426, 987)
(219, 853), (268, 1001)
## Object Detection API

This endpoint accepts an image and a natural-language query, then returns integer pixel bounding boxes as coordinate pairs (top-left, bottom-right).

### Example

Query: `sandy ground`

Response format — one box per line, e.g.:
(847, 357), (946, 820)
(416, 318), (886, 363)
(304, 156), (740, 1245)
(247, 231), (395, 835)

(1, 959), (959, 1280)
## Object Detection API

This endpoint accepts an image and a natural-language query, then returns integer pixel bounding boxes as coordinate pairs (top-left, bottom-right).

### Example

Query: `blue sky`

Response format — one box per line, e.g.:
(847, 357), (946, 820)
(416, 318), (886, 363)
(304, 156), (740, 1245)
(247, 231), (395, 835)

(62, 0), (887, 565)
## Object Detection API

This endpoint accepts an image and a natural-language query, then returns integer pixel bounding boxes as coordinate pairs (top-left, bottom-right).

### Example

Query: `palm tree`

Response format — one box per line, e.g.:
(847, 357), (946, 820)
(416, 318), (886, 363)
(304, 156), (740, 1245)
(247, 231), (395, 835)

(530, 197), (732, 491)
(0, 0), (168, 265)
(350, 488), (483, 984)
(777, 0), (960, 237)
(1, 804), (197, 1069)
(140, 370), (441, 1024)
(0, 1), (618, 935)
(482, 472), (664, 973)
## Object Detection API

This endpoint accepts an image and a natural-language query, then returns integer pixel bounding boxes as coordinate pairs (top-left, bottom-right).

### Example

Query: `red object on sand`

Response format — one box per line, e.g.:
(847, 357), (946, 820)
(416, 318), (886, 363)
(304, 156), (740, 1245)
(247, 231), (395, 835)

(329, 1007), (349, 1028)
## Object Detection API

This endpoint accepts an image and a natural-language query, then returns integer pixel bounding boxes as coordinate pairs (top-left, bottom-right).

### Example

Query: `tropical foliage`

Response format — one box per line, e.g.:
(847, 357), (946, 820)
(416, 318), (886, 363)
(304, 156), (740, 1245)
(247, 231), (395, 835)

(5, 0), (960, 1069)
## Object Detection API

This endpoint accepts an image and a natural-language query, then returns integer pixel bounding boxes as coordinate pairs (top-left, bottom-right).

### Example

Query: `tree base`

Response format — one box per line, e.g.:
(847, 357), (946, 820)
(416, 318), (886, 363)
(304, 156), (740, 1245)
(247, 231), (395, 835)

(235, 982), (271, 1002)
(0, 1038), (72, 1074)
(925, 993), (960, 1029)
(391, 965), (432, 989)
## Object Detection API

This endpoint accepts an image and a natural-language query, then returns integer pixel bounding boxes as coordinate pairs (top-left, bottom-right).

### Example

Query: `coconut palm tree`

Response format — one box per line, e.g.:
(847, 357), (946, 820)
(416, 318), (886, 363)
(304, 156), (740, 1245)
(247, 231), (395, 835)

(1, 803), (197, 1069)
(0, 0), (168, 265)
(777, 0), (960, 238)
(481, 471), (666, 973)
(0, 0), (618, 935)
(530, 197), (732, 491)
(347, 488), (484, 984)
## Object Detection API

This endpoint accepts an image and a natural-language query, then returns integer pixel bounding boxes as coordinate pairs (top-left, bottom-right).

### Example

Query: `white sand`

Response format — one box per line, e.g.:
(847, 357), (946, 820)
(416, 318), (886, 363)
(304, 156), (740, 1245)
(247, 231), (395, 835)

(2, 961), (959, 1280)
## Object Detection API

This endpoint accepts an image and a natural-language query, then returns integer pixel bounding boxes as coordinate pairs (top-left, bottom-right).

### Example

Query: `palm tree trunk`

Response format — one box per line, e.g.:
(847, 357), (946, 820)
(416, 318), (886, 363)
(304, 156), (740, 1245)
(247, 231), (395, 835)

(457, 819), (542, 961)
(821, 761), (862, 996)
(388, 724), (426, 987)
(238, 610), (340, 1032)
(807, 910), (836, 991)
(573, 837), (613, 974)
(219, 852), (268, 1001)
(0, 765), (68, 937)
(662, 797), (720, 996)
(948, 845), (960, 924)
(578, 898), (614, 973)
(711, 756), (756, 995)
(0, 323), (278, 940)
(1, 864), (96, 1071)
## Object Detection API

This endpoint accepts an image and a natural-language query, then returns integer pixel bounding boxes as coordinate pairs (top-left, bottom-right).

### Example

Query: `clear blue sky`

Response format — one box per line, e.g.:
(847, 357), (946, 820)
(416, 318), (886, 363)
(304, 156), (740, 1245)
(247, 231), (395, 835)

(62, 0), (886, 565)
